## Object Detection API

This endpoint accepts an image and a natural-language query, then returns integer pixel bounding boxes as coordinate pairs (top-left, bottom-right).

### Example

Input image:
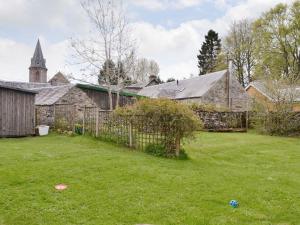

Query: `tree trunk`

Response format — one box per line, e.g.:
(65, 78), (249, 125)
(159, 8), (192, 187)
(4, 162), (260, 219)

(108, 88), (113, 110)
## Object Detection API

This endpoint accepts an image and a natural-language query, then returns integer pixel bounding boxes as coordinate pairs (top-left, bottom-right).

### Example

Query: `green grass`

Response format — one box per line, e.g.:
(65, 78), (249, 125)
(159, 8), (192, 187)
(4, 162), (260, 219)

(0, 132), (299, 225)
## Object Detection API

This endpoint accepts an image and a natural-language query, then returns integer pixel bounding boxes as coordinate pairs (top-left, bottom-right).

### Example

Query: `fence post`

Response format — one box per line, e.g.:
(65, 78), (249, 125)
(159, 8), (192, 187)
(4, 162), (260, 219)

(129, 121), (133, 148)
(246, 110), (249, 131)
(83, 106), (86, 135)
(95, 108), (99, 137)
(53, 104), (56, 129)
(73, 105), (76, 133)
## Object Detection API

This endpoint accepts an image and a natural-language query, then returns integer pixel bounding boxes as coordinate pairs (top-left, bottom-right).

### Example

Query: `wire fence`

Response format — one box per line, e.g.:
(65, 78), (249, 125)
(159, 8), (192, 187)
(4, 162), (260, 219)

(82, 108), (177, 151)
(36, 104), (249, 151)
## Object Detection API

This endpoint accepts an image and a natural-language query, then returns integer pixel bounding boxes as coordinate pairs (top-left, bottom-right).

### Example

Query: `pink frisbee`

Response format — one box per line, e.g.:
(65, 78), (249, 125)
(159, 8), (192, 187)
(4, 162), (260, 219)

(55, 184), (68, 190)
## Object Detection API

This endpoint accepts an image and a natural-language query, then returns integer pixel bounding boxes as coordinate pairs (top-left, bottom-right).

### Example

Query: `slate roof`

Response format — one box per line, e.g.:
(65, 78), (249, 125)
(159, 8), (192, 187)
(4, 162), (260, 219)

(30, 39), (47, 69)
(246, 80), (300, 102)
(0, 82), (37, 94)
(31, 84), (75, 105)
(0, 80), (50, 89)
(126, 78), (159, 89)
(0, 79), (140, 106)
(138, 70), (227, 99)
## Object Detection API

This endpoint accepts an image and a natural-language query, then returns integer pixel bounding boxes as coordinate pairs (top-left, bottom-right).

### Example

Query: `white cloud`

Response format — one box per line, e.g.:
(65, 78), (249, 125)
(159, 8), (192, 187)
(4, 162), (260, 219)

(226, 0), (294, 20)
(0, 0), (88, 33)
(130, 0), (204, 10)
(0, 0), (296, 83)
(132, 18), (228, 79)
(130, 0), (165, 10)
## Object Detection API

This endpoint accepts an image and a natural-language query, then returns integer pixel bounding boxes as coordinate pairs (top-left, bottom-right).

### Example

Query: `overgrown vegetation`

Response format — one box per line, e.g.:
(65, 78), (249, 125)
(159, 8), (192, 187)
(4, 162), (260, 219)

(251, 80), (300, 136)
(188, 102), (229, 112)
(115, 98), (202, 157)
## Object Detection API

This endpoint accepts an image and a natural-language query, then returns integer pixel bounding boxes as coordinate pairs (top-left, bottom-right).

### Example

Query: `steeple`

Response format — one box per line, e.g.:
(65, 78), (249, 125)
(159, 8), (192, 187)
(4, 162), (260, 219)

(29, 39), (47, 83)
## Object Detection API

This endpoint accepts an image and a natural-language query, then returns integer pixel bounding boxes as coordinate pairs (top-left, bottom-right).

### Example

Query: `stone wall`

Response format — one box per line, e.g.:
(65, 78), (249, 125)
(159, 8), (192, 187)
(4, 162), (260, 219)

(195, 110), (247, 130)
(201, 72), (249, 112)
(36, 105), (54, 126)
(36, 87), (97, 127)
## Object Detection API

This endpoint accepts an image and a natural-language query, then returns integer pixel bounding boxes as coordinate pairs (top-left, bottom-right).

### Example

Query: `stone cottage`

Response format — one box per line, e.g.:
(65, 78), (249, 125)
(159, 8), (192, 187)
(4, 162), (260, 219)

(138, 70), (250, 112)
(246, 80), (300, 112)
(0, 39), (138, 127)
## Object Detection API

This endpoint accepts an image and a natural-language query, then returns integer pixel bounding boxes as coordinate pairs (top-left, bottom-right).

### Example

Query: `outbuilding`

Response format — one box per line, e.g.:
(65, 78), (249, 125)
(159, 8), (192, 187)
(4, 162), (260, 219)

(0, 84), (36, 137)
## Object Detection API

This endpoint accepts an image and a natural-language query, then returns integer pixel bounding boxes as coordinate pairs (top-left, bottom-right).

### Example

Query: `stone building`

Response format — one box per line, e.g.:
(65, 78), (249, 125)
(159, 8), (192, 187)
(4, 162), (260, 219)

(0, 39), (138, 127)
(138, 70), (250, 112)
(246, 80), (300, 112)
(48, 72), (70, 86)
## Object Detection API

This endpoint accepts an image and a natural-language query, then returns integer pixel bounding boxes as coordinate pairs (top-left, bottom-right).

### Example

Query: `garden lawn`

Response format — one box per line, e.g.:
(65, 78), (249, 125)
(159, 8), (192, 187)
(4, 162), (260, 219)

(0, 132), (299, 225)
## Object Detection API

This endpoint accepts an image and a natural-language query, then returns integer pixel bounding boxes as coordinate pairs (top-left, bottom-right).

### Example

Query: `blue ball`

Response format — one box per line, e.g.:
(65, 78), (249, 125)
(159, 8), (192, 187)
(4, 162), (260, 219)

(229, 200), (239, 208)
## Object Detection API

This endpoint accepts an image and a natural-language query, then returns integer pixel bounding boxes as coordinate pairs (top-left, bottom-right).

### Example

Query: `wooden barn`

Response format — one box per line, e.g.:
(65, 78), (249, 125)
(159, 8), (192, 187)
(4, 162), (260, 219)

(0, 84), (36, 137)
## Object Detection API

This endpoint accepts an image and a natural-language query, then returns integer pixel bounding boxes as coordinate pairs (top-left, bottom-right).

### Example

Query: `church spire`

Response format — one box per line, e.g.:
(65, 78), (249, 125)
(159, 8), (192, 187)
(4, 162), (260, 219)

(30, 39), (47, 69)
(29, 39), (48, 83)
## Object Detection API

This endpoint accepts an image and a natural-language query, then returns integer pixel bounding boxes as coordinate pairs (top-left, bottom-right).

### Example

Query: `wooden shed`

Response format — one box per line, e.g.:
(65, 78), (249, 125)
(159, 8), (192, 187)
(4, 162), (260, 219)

(0, 84), (36, 137)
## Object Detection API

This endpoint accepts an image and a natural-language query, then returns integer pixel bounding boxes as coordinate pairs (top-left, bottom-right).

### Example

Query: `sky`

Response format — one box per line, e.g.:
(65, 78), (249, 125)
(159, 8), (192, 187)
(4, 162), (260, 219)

(0, 0), (295, 82)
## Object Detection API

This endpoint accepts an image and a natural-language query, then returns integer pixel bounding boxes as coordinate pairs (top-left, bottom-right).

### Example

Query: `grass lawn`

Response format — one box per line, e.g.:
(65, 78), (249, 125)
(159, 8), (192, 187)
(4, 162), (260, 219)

(0, 132), (299, 225)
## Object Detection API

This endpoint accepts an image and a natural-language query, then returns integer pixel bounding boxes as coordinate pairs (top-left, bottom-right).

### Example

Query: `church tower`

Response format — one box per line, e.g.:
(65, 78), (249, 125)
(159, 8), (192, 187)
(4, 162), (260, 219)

(29, 39), (47, 83)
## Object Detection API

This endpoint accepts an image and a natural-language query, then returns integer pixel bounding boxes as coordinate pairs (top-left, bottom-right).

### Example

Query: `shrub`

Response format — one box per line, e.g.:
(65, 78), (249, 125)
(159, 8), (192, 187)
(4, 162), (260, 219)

(145, 143), (189, 159)
(114, 98), (203, 157)
(145, 144), (166, 157)
(189, 102), (229, 112)
(251, 100), (300, 136)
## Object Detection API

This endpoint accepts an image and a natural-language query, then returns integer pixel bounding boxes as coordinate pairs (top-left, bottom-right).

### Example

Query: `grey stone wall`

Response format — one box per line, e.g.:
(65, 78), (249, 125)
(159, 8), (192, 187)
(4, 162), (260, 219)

(36, 87), (98, 127)
(36, 105), (54, 126)
(196, 110), (247, 130)
(201, 73), (229, 109)
(201, 72), (249, 112)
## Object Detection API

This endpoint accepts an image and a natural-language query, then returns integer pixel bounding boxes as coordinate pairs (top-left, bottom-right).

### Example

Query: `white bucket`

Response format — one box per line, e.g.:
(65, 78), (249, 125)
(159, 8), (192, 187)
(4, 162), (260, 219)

(38, 125), (49, 136)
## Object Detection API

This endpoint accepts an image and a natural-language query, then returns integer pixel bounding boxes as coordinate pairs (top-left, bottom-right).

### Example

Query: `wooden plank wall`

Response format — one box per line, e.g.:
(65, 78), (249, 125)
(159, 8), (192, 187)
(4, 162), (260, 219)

(0, 87), (35, 137)
(82, 89), (134, 110)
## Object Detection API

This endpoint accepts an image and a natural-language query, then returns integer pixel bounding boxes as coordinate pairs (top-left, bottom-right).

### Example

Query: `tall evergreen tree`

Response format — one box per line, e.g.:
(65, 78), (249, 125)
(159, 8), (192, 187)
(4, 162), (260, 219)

(197, 30), (221, 75)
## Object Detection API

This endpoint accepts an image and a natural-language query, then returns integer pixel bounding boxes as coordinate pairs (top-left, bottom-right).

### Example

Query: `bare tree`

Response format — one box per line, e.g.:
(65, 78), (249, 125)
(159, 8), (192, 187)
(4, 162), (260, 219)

(224, 19), (255, 87)
(71, 0), (135, 110)
(148, 60), (160, 77)
(133, 58), (160, 83)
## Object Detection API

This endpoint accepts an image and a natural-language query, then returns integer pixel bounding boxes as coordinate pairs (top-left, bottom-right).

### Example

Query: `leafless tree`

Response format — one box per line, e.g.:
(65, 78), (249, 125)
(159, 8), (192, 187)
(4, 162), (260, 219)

(70, 0), (135, 110)
(133, 58), (160, 83)
(224, 19), (255, 87)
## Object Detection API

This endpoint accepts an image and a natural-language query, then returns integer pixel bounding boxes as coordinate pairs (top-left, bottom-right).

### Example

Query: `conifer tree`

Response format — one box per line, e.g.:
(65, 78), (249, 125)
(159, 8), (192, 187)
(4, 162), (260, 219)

(197, 30), (221, 75)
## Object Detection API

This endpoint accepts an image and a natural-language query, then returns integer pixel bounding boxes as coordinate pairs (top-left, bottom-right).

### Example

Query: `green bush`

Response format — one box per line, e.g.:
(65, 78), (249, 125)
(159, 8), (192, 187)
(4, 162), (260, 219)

(188, 102), (229, 112)
(145, 144), (166, 157)
(145, 144), (189, 159)
(114, 98), (203, 157)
